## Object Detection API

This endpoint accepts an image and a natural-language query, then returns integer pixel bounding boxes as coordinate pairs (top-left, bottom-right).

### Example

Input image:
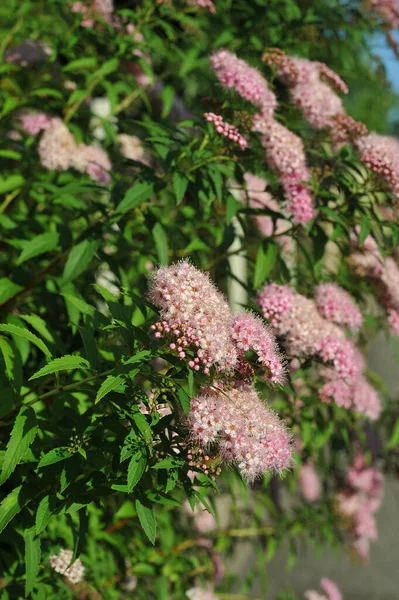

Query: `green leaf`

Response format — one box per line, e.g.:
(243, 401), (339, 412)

(116, 181), (154, 214)
(387, 417), (399, 450)
(0, 486), (27, 534)
(173, 172), (188, 205)
(19, 315), (54, 343)
(0, 337), (15, 380)
(62, 240), (99, 284)
(0, 174), (24, 195)
(152, 457), (184, 469)
(135, 499), (156, 544)
(161, 85), (175, 118)
(63, 57), (98, 72)
(35, 495), (52, 535)
(25, 526), (41, 596)
(226, 194), (239, 224)
(16, 233), (59, 265)
(29, 354), (90, 381)
(152, 222), (169, 265)
(127, 451), (147, 492)
(61, 294), (95, 316)
(95, 374), (125, 404)
(0, 324), (52, 358)
(253, 243), (278, 288)
(0, 406), (37, 485)
(0, 278), (23, 304)
(38, 447), (73, 468)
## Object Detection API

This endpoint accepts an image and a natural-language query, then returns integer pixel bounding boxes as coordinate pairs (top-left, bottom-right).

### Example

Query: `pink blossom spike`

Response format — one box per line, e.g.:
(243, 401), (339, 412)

(320, 578), (343, 600)
(148, 261), (237, 372)
(300, 461), (322, 502)
(204, 112), (248, 150)
(315, 283), (363, 331)
(231, 311), (285, 384)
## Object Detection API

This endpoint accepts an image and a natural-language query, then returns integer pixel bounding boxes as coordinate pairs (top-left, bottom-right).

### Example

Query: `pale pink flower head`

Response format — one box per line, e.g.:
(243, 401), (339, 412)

(318, 336), (361, 382)
(388, 307), (399, 335)
(320, 578), (343, 600)
(189, 382), (293, 481)
(204, 112), (248, 150)
(20, 111), (54, 136)
(319, 378), (353, 409)
(149, 261), (237, 373)
(38, 119), (78, 171)
(186, 587), (219, 600)
(231, 311), (285, 384)
(290, 78), (344, 130)
(210, 50), (277, 119)
(352, 378), (381, 421)
(187, 0), (216, 12)
(117, 133), (148, 164)
(300, 461), (322, 502)
(355, 132), (399, 198)
(184, 501), (217, 533)
(49, 548), (85, 584)
(257, 283), (296, 330)
(75, 144), (112, 185)
(370, 0), (399, 28)
(72, 0), (114, 27)
(258, 120), (314, 224)
(315, 283), (362, 331)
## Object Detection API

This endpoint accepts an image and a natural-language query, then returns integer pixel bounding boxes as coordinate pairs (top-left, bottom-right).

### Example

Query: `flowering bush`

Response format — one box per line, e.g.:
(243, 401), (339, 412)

(1, 1), (399, 599)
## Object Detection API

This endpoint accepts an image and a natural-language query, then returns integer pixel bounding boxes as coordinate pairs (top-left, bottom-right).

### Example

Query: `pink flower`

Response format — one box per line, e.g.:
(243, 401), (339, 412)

(49, 548), (85, 584)
(388, 307), (399, 335)
(304, 578), (342, 600)
(77, 144), (111, 184)
(204, 112), (248, 150)
(244, 173), (279, 237)
(189, 383), (293, 481)
(20, 111), (54, 136)
(231, 311), (285, 384)
(210, 50), (277, 118)
(369, 0), (399, 28)
(300, 461), (322, 502)
(352, 378), (382, 421)
(315, 283), (362, 331)
(186, 587), (219, 600)
(187, 0), (216, 12)
(320, 578), (343, 600)
(72, 0), (114, 27)
(355, 133), (399, 198)
(256, 120), (314, 224)
(149, 261), (238, 373)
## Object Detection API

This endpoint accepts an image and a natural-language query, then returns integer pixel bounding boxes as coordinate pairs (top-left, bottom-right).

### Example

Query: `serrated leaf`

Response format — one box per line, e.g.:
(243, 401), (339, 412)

(38, 447), (73, 468)
(29, 354), (90, 380)
(62, 240), (99, 284)
(152, 222), (169, 265)
(0, 486), (27, 534)
(127, 451), (147, 492)
(0, 323), (52, 358)
(95, 374), (125, 403)
(19, 315), (54, 343)
(116, 181), (154, 214)
(16, 233), (59, 265)
(25, 526), (41, 596)
(132, 412), (152, 443)
(253, 242), (278, 288)
(0, 406), (37, 485)
(0, 337), (15, 380)
(35, 495), (52, 535)
(172, 172), (188, 205)
(0, 278), (23, 304)
(135, 499), (156, 544)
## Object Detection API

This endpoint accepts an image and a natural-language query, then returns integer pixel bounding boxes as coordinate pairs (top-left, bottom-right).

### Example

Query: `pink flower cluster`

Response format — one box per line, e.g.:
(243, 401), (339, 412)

(300, 461), (322, 502)
(20, 111), (54, 136)
(369, 0), (399, 28)
(254, 120), (315, 224)
(204, 112), (248, 150)
(189, 383), (293, 481)
(209, 50), (314, 224)
(258, 283), (381, 419)
(49, 548), (85, 584)
(355, 132), (399, 198)
(315, 283), (362, 330)
(336, 454), (383, 561)
(305, 578), (343, 600)
(210, 49), (277, 119)
(349, 232), (399, 336)
(186, 587), (219, 600)
(231, 312), (285, 384)
(149, 262), (285, 383)
(37, 118), (111, 184)
(187, 0), (216, 13)
(72, 0), (114, 27)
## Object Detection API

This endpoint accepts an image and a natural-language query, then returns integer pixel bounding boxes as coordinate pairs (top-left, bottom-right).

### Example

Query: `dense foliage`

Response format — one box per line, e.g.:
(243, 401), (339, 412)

(1, 1), (399, 599)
